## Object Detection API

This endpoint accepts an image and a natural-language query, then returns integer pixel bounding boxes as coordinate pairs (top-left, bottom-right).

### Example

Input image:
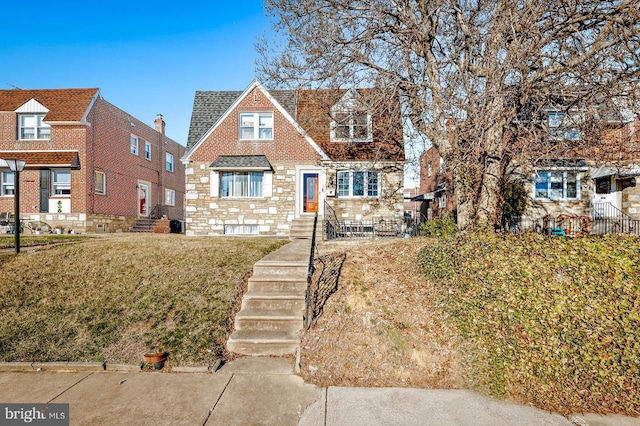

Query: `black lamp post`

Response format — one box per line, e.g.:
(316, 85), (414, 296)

(6, 159), (26, 253)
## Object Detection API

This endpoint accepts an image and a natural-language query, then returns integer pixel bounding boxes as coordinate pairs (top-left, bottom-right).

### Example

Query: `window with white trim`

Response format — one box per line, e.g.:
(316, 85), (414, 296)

(225, 225), (259, 235)
(220, 172), (263, 198)
(144, 141), (152, 160)
(95, 171), (106, 195)
(18, 113), (50, 140)
(337, 170), (380, 197)
(165, 188), (175, 206)
(1, 171), (15, 196)
(165, 153), (174, 172)
(52, 170), (71, 196)
(239, 112), (273, 140)
(548, 111), (581, 140)
(534, 171), (580, 200)
(130, 135), (139, 155)
(331, 111), (372, 142)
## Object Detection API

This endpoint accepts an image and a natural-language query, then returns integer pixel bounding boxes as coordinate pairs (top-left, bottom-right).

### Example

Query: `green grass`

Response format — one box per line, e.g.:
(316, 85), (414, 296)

(0, 234), (287, 366)
(419, 233), (640, 415)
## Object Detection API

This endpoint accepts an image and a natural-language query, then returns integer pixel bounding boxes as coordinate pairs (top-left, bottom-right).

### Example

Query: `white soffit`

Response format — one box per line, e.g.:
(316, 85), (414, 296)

(15, 99), (49, 113)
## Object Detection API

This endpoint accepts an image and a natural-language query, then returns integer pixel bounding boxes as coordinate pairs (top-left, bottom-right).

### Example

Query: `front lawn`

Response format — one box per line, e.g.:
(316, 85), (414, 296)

(0, 234), (287, 366)
(420, 233), (640, 415)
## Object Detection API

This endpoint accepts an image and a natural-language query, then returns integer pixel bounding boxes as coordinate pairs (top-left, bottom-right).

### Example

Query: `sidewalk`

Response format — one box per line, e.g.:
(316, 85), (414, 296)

(3, 357), (634, 426)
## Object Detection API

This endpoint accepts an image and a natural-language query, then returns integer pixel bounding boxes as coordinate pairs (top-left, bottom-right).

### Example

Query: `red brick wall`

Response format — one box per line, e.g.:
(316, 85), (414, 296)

(0, 96), (185, 222)
(88, 98), (185, 219)
(190, 87), (323, 163)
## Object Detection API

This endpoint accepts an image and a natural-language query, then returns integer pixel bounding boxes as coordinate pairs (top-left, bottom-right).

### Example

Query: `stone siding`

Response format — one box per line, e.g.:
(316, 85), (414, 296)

(20, 213), (138, 234)
(185, 160), (300, 236)
(325, 162), (405, 221)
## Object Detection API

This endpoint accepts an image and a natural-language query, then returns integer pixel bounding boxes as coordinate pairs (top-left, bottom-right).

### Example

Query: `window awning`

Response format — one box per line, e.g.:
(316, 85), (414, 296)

(591, 165), (640, 179)
(0, 151), (80, 169)
(411, 192), (435, 201)
(210, 155), (272, 171)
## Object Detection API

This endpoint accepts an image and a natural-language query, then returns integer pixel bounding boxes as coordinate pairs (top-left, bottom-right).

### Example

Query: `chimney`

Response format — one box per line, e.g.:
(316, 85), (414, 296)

(154, 114), (165, 135)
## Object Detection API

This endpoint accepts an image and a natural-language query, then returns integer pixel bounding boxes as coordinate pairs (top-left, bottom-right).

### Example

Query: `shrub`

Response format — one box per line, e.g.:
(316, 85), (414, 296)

(419, 233), (640, 415)
(419, 212), (457, 238)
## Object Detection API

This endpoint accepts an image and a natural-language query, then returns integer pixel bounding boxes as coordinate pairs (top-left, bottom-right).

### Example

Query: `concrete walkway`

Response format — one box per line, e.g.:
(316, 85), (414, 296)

(1, 357), (636, 425)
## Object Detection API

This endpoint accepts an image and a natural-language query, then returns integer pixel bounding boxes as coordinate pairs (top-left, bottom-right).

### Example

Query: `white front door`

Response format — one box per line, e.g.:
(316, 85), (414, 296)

(593, 176), (621, 213)
(138, 182), (150, 217)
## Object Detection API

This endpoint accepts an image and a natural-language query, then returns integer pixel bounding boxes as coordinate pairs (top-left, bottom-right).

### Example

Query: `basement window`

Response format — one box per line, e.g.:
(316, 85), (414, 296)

(224, 225), (259, 235)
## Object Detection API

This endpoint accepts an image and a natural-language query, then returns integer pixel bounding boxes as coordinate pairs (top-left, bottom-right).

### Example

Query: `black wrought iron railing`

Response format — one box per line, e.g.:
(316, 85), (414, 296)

(304, 213), (318, 330)
(592, 202), (640, 235)
(323, 214), (421, 241)
(501, 203), (640, 236)
(150, 204), (168, 220)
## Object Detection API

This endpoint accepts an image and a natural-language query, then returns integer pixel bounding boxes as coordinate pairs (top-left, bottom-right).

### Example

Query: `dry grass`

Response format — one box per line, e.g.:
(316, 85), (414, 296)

(0, 234), (287, 366)
(300, 238), (463, 389)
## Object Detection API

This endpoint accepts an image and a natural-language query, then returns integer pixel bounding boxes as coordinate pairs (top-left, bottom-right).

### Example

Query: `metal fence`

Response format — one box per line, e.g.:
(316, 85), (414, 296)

(502, 203), (640, 237)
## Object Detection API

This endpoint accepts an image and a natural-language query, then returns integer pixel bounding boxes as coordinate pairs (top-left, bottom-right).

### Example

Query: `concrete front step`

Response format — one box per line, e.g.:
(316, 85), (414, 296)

(227, 330), (300, 356)
(252, 262), (309, 277)
(234, 308), (303, 333)
(247, 276), (308, 293)
(242, 291), (305, 311)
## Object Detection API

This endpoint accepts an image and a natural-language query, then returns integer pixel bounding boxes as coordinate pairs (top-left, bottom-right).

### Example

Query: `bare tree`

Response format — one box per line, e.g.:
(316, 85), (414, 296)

(257, 0), (640, 229)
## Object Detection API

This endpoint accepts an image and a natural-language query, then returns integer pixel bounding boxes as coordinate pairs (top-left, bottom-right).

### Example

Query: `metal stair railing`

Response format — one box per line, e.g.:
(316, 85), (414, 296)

(592, 202), (640, 235)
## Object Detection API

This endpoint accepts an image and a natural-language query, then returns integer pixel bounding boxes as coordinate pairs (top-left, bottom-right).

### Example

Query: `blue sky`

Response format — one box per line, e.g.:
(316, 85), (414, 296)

(0, 0), (269, 144)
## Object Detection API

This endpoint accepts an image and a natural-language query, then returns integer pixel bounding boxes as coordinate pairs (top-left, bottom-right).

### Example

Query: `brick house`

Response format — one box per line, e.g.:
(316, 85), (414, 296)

(0, 88), (185, 233)
(416, 111), (640, 226)
(181, 80), (405, 237)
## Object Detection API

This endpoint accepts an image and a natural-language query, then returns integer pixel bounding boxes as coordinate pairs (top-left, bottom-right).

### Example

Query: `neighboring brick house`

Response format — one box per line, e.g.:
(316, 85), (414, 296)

(181, 80), (405, 237)
(417, 146), (456, 221)
(416, 110), (640, 224)
(0, 88), (185, 233)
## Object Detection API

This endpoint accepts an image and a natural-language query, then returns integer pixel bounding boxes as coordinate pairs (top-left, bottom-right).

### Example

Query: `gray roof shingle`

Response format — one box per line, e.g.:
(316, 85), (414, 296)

(210, 155), (272, 170)
(186, 89), (297, 151)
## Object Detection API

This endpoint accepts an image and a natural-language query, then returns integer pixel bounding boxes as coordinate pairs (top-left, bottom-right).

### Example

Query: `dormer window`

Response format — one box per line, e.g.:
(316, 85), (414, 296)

(19, 113), (50, 140)
(332, 111), (371, 141)
(330, 89), (373, 142)
(548, 111), (581, 140)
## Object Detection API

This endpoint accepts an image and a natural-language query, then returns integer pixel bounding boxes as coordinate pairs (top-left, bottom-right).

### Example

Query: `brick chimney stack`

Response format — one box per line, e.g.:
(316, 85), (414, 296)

(155, 114), (165, 135)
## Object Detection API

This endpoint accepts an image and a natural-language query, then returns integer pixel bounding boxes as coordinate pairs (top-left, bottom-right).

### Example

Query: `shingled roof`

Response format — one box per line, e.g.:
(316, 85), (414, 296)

(186, 89), (297, 151)
(210, 155), (272, 170)
(0, 88), (99, 122)
(0, 150), (80, 169)
(186, 84), (404, 162)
